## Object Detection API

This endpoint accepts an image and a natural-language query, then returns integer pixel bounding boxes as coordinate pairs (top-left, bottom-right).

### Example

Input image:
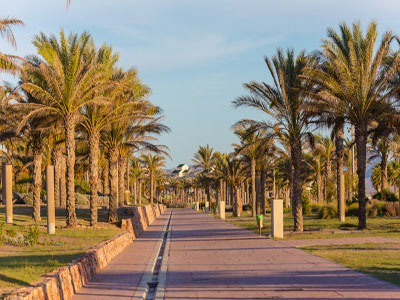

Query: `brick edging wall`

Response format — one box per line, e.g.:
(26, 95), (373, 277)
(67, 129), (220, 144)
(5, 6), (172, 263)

(6, 204), (166, 300)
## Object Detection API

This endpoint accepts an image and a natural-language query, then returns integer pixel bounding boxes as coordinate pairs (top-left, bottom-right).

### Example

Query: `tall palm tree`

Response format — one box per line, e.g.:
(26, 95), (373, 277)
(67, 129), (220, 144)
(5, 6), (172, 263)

(192, 144), (215, 204)
(19, 30), (109, 227)
(141, 153), (166, 203)
(303, 21), (400, 229)
(0, 17), (24, 74)
(233, 49), (312, 232)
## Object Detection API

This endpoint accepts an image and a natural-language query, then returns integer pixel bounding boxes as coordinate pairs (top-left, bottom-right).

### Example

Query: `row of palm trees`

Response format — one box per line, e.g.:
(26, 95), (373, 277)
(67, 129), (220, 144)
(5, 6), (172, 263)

(0, 18), (169, 227)
(234, 20), (400, 231)
(176, 20), (400, 232)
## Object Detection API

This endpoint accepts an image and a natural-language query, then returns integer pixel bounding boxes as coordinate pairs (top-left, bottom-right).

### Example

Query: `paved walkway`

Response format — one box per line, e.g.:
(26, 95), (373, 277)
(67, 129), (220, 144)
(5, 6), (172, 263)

(164, 209), (400, 299)
(70, 212), (170, 300)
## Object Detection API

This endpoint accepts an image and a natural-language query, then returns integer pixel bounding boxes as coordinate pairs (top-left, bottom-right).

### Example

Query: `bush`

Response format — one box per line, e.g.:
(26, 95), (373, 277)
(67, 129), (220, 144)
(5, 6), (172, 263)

(310, 203), (322, 214)
(302, 194), (311, 215)
(346, 202), (359, 216)
(384, 201), (399, 217)
(242, 203), (252, 211)
(75, 193), (89, 205)
(25, 224), (40, 246)
(317, 204), (337, 219)
(75, 179), (90, 194)
(367, 200), (386, 217)
(372, 189), (399, 202)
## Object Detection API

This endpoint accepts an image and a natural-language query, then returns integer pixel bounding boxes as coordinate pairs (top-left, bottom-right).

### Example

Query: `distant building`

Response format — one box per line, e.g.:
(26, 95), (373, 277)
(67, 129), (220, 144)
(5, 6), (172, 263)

(165, 164), (203, 179)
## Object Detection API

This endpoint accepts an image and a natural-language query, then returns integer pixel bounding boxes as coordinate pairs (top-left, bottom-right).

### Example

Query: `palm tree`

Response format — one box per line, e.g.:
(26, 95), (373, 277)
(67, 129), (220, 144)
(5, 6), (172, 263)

(141, 154), (166, 204)
(192, 145), (215, 205)
(0, 17), (24, 74)
(303, 21), (400, 229)
(369, 136), (393, 200)
(305, 140), (325, 203)
(217, 154), (246, 217)
(130, 156), (144, 204)
(233, 49), (312, 232)
(232, 125), (266, 217)
(19, 30), (109, 227)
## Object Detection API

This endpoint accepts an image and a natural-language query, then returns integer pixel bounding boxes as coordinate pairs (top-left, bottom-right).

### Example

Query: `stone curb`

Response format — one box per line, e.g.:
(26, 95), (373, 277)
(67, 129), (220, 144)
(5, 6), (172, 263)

(5, 204), (166, 300)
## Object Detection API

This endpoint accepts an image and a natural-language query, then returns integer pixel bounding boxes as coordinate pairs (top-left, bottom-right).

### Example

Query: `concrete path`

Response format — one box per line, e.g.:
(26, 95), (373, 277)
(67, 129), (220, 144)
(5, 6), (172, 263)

(164, 209), (400, 299)
(70, 211), (170, 300)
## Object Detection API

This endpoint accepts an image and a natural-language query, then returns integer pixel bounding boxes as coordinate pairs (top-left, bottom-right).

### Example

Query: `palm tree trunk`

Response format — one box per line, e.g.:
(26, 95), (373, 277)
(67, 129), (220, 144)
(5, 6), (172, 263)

(32, 151), (42, 222)
(60, 154), (66, 208)
(255, 171), (262, 215)
(103, 161), (110, 195)
(261, 169), (266, 215)
(291, 140), (303, 232)
(88, 132), (100, 227)
(335, 122), (345, 221)
(52, 145), (62, 207)
(139, 180), (142, 204)
(150, 170), (154, 204)
(134, 179), (137, 204)
(381, 153), (388, 200)
(108, 146), (119, 222)
(355, 122), (367, 230)
(118, 156), (126, 208)
(251, 159), (256, 217)
(317, 161), (322, 203)
(234, 186), (242, 217)
(65, 118), (77, 227)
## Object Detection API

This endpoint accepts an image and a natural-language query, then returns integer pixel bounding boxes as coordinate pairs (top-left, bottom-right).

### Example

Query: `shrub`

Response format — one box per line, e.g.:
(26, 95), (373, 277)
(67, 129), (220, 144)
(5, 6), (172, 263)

(302, 194), (311, 215)
(317, 205), (337, 219)
(384, 201), (399, 217)
(310, 203), (322, 214)
(6, 228), (17, 238)
(367, 200), (386, 217)
(26, 224), (41, 246)
(242, 204), (252, 211)
(346, 202), (359, 216)
(75, 179), (90, 194)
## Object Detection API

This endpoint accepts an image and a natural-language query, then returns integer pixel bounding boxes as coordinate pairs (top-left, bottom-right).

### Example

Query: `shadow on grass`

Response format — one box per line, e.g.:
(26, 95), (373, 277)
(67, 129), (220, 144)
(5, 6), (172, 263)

(0, 274), (29, 286)
(0, 253), (84, 286)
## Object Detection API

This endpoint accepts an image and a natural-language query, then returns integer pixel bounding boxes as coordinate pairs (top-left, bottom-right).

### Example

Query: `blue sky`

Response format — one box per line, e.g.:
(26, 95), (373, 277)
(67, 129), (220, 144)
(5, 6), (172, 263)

(2, 0), (400, 169)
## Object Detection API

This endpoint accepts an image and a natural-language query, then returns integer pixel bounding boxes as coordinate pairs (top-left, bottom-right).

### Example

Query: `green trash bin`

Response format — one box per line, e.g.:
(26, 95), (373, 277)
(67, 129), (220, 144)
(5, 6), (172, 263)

(256, 215), (264, 236)
(213, 207), (217, 214)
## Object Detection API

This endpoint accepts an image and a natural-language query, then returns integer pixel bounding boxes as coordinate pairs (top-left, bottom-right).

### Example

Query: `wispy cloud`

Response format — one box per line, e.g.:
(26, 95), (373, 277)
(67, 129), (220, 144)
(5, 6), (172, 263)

(119, 34), (282, 72)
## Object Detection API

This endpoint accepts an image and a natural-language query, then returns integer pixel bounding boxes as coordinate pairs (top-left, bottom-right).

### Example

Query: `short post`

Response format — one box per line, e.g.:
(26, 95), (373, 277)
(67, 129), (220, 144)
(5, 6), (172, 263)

(220, 201), (225, 220)
(256, 214), (264, 236)
(271, 199), (283, 238)
(1, 162), (5, 205)
(196, 201), (199, 211)
(124, 190), (130, 205)
(4, 163), (13, 224)
(47, 165), (55, 234)
(205, 201), (210, 214)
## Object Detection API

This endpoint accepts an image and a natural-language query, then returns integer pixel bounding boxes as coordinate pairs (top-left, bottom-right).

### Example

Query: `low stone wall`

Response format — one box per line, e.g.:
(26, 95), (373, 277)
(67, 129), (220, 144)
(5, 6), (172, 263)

(120, 203), (166, 238)
(6, 203), (166, 300)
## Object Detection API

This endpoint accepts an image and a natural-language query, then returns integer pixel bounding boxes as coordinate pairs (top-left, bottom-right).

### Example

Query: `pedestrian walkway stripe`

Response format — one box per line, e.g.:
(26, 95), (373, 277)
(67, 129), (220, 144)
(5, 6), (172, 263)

(132, 211), (172, 300)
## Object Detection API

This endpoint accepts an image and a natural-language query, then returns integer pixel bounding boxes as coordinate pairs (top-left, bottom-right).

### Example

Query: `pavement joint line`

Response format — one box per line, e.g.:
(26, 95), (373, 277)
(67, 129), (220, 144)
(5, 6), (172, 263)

(132, 211), (172, 300)
(154, 210), (172, 300)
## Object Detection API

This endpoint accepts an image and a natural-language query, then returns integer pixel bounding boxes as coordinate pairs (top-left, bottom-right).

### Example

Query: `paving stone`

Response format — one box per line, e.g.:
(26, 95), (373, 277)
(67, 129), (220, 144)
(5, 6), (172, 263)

(164, 209), (400, 300)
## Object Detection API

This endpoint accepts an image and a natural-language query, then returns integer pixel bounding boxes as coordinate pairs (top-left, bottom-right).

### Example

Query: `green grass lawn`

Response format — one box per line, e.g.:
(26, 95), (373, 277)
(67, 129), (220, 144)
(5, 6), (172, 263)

(219, 210), (400, 240)
(301, 243), (400, 286)
(0, 205), (122, 297)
